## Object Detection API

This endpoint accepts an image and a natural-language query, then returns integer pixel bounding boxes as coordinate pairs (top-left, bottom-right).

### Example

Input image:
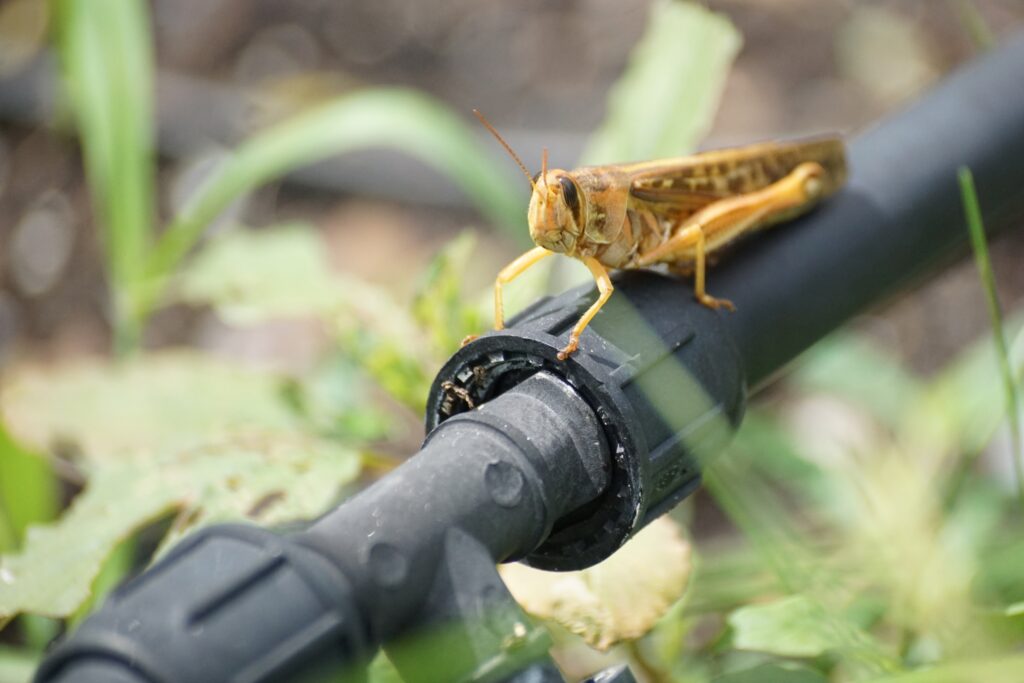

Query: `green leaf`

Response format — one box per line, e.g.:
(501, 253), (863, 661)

(0, 352), (323, 464)
(580, 0), (741, 165)
(175, 224), (345, 325)
(174, 225), (441, 413)
(412, 232), (483, 356)
(54, 0), (155, 352)
(287, 359), (393, 443)
(0, 425), (57, 553)
(714, 663), (828, 683)
(0, 647), (37, 683)
(0, 433), (360, 619)
(367, 653), (404, 683)
(68, 536), (134, 627)
(145, 88), (527, 318)
(729, 596), (848, 658)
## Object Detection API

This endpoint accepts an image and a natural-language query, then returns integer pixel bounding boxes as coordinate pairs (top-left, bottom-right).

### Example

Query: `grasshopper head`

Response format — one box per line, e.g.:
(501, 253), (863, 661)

(528, 171), (584, 255)
(468, 110), (585, 254)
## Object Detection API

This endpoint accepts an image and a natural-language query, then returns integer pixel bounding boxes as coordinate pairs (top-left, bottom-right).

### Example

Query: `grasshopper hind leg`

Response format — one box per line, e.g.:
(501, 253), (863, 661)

(637, 161), (826, 313)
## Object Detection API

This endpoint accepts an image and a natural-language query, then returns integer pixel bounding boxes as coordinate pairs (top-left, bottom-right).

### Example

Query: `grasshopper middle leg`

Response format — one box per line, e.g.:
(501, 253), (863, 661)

(635, 162), (826, 311)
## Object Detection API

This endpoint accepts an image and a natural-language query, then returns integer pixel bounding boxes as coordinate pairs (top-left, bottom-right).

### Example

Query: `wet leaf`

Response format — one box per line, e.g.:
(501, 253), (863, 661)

(499, 517), (692, 651)
(0, 433), (359, 619)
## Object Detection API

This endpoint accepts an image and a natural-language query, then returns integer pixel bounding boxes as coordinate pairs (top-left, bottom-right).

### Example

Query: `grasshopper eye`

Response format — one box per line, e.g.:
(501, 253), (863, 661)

(558, 176), (582, 224)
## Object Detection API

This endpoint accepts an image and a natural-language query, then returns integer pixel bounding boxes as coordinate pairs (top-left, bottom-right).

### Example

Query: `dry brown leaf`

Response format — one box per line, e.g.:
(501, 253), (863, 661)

(499, 516), (692, 650)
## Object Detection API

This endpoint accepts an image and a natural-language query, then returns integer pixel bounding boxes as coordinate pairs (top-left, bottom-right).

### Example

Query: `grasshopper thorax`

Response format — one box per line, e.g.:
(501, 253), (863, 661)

(528, 171), (584, 255)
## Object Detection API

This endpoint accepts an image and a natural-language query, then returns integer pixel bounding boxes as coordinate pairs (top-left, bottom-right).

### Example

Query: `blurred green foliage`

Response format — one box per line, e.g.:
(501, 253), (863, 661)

(54, 0), (154, 354)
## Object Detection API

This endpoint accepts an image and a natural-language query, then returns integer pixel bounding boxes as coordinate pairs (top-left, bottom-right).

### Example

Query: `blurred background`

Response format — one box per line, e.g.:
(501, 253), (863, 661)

(2, 1), (1024, 681)
(0, 0), (1021, 368)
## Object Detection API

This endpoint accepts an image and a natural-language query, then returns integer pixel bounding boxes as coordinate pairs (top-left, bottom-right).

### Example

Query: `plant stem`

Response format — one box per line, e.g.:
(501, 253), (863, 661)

(948, 0), (997, 52)
(958, 166), (1024, 506)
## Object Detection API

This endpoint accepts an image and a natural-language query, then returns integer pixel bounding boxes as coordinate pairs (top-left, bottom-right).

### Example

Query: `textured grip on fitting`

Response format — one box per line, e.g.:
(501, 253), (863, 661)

(35, 525), (368, 683)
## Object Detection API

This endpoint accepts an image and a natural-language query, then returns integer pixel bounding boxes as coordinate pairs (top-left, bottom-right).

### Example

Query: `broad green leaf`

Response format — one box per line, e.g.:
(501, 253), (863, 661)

(145, 87), (527, 318)
(713, 663), (827, 683)
(580, 0), (741, 165)
(0, 433), (359, 619)
(500, 517), (692, 651)
(0, 352), (314, 464)
(729, 595), (863, 659)
(54, 0), (155, 350)
(0, 647), (36, 683)
(175, 224), (345, 325)
(174, 225), (441, 413)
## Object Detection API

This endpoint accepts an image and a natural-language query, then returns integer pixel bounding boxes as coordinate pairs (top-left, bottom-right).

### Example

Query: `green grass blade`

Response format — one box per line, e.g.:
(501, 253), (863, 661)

(948, 0), (996, 52)
(958, 166), (1023, 504)
(0, 424), (57, 554)
(53, 0), (155, 354)
(579, 0), (741, 165)
(143, 88), (525, 317)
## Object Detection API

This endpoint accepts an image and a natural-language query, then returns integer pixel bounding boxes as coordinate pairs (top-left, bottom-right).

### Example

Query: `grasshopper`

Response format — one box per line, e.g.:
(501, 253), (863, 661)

(476, 111), (847, 360)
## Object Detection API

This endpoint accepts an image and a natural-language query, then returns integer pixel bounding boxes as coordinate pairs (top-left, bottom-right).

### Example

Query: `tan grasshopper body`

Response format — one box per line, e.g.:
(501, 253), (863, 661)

(477, 113), (847, 359)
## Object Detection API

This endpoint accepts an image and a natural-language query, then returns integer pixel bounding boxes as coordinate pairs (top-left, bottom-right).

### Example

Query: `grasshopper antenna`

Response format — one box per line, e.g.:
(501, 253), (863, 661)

(473, 109), (538, 193)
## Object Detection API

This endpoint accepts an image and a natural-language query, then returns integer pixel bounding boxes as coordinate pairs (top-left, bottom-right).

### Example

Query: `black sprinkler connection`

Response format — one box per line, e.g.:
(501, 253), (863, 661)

(35, 34), (1024, 683)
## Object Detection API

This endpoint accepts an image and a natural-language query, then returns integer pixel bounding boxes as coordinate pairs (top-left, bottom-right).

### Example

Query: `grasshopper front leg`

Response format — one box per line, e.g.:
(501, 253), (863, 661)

(635, 162), (825, 311)
(494, 246), (552, 330)
(558, 256), (613, 360)
(461, 246), (552, 348)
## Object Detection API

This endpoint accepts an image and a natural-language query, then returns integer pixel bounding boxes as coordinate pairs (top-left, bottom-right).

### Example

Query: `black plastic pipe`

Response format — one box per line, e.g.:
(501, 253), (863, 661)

(35, 33), (1024, 683)
(713, 33), (1024, 385)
